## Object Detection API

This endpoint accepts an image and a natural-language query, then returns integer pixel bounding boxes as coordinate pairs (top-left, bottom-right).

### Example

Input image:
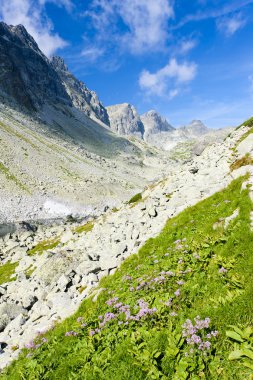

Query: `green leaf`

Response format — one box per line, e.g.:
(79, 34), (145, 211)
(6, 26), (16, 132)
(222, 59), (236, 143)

(243, 360), (253, 370)
(243, 326), (253, 340)
(242, 349), (253, 360)
(228, 350), (244, 360)
(226, 330), (244, 342)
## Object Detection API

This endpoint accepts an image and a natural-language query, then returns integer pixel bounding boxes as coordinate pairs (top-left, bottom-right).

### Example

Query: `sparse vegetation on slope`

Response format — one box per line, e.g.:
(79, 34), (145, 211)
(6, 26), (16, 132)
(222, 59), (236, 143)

(27, 238), (60, 256)
(230, 153), (253, 171)
(0, 262), (18, 285)
(2, 176), (253, 379)
(0, 162), (29, 193)
(128, 192), (142, 204)
(234, 117), (253, 148)
(74, 221), (94, 234)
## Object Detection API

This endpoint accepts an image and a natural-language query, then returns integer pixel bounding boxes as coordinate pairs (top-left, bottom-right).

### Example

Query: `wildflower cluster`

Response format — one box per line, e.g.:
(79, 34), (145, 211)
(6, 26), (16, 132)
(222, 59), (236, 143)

(88, 297), (157, 336)
(25, 337), (48, 351)
(182, 316), (218, 355)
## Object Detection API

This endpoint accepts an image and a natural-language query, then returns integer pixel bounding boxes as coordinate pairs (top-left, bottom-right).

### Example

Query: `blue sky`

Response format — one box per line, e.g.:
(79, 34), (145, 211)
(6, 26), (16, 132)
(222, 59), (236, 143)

(0, 0), (253, 128)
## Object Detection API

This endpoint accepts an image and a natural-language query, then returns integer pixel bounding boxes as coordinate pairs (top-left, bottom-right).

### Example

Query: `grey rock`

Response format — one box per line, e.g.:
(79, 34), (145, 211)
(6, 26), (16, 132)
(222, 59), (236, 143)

(0, 22), (71, 111)
(22, 295), (38, 310)
(141, 110), (174, 138)
(107, 103), (144, 138)
(0, 315), (9, 332)
(51, 56), (109, 125)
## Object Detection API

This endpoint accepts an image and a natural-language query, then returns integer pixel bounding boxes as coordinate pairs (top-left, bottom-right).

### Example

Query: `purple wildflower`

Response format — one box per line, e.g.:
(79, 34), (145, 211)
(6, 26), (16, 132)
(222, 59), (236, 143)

(219, 267), (227, 274)
(65, 331), (78, 337)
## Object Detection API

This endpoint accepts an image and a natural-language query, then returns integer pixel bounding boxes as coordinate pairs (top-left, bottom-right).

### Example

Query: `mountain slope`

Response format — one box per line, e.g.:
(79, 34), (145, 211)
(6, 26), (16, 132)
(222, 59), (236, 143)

(51, 56), (109, 125)
(1, 119), (253, 378)
(0, 101), (168, 222)
(0, 118), (252, 374)
(0, 22), (173, 222)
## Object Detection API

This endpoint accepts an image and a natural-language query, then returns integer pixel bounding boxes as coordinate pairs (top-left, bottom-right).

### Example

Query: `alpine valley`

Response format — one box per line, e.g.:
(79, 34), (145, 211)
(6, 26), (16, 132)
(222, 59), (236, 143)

(0, 22), (253, 380)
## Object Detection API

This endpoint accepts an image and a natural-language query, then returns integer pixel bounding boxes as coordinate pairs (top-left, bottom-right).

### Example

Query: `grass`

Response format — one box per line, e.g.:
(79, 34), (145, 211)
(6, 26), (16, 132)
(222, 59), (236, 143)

(2, 175), (253, 379)
(25, 265), (36, 279)
(233, 117), (253, 150)
(230, 153), (253, 171)
(0, 262), (18, 285)
(128, 192), (142, 204)
(0, 121), (39, 151)
(0, 162), (29, 193)
(27, 238), (60, 256)
(74, 221), (94, 234)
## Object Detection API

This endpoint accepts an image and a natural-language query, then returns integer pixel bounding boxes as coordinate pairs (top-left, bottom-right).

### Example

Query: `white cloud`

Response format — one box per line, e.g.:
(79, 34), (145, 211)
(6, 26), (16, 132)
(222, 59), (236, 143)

(81, 47), (105, 62)
(139, 58), (197, 97)
(216, 13), (246, 36)
(0, 0), (71, 56)
(86, 0), (174, 54)
(178, 39), (197, 55)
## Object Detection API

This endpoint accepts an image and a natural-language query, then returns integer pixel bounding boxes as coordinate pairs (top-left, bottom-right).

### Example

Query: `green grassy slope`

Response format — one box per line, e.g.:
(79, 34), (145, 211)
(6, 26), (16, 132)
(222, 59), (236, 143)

(2, 175), (253, 380)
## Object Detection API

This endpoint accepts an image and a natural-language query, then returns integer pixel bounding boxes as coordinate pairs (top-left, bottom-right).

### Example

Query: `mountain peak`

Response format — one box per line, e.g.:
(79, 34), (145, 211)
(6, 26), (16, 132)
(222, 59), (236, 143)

(107, 103), (144, 138)
(141, 110), (174, 137)
(0, 22), (43, 58)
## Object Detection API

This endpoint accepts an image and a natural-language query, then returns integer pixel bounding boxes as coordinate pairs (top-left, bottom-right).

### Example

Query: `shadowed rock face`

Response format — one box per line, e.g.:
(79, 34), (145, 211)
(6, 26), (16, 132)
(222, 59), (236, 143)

(0, 22), (71, 110)
(51, 56), (110, 126)
(0, 23), (109, 126)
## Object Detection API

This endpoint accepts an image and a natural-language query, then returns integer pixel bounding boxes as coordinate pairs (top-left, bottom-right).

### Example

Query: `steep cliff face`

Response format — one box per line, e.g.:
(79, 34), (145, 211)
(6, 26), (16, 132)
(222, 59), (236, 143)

(106, 103), (145, 138)
(51, 56), (110, 126)
(0, 22), (70, 110)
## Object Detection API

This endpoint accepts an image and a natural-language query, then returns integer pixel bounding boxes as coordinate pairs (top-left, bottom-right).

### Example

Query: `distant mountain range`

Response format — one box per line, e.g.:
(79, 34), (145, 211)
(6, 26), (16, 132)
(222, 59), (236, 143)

(106, 103), (230, 150)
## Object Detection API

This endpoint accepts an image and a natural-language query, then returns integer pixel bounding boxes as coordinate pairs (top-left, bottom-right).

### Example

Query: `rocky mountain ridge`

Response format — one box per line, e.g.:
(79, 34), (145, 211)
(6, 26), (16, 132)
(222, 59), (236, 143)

(51, 56), (109, 125)
(106, 103), (231, 152)
(0, 22), (109, 126)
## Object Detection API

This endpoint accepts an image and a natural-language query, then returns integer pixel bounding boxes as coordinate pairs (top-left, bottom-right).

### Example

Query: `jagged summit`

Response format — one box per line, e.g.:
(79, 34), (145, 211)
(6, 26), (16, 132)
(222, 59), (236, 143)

(181, 119), (208, 136)
(0, 22), (70, 110)
(141, 110), (175, 137)
(107, 103), (144, 138)
(0, 22), (44, 58)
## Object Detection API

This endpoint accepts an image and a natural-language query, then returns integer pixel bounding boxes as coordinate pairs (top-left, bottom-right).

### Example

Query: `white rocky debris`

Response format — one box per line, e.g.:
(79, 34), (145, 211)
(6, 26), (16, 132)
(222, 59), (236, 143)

(0, 124), (252, 369)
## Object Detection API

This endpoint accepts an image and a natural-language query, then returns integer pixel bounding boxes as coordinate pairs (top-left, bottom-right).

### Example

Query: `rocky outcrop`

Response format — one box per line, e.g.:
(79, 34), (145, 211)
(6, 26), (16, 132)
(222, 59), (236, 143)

(51, 56), (109, 126)
(106, 103), (144, 139)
